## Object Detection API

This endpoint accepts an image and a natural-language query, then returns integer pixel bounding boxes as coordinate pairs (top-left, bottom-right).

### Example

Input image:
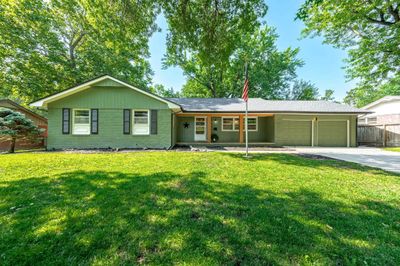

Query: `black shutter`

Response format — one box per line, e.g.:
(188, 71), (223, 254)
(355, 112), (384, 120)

(62, 108), (70, 134)
(91, 109), (98, 134)
(123, 109), (131, 134)
(150, 110), (158, 135)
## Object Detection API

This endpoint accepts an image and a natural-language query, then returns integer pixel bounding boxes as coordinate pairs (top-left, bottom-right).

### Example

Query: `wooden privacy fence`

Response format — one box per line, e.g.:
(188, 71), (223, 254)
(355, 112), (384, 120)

(358, 123), (400, 147)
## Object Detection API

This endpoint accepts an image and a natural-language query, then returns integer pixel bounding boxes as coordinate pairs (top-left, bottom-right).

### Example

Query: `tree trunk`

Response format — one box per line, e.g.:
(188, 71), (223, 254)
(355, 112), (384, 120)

(9, 137), (16, 153)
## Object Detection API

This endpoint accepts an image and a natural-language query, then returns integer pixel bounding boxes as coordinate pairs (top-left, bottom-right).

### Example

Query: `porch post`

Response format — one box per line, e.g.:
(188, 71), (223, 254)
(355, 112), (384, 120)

(239, 114), (244, 143)
(207, 115), (212, 143)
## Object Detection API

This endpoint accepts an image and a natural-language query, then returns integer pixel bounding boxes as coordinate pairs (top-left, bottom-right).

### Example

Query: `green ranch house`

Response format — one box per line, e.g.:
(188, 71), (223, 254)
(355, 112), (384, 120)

(30, 75), (369, 150)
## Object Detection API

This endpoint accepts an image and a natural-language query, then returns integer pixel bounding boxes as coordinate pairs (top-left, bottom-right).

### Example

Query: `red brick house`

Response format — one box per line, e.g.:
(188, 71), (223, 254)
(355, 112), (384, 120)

(0, 99), (48, 151)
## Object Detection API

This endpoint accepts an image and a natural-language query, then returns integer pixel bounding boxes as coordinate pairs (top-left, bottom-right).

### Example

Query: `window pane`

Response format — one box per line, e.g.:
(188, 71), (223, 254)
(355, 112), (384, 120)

(233, 118), (239, 130)
(73, 109), (90, 134)
(222, 118), (233, 130)
(367, 117), (377, 124)
(74, 110), (90, 124)
(245, 118), (257, 131)
(133, 111), (149, 134)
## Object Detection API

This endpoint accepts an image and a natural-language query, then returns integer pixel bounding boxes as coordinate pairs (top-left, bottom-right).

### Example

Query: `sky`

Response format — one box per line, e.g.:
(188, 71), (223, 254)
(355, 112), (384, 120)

(148, 0), (356, 101)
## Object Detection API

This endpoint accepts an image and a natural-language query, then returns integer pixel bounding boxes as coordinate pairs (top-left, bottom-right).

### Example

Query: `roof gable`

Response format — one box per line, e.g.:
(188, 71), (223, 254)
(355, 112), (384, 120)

(30, 75), (181, 110)
(0, 99), (47, 122)
(362, 96), (400, 110)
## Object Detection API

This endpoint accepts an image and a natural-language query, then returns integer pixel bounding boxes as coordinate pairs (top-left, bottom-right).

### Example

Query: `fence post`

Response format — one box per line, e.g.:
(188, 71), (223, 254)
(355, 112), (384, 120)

(383, 124), (387, 147)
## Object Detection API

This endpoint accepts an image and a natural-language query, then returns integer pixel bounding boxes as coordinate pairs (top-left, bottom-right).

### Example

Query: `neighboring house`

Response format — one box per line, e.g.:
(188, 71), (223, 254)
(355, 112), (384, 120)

(0, 99), (48, 151)
(358, 96), (400, 125)
(357, 96), (400, 147)
(30, 75), (368, 149)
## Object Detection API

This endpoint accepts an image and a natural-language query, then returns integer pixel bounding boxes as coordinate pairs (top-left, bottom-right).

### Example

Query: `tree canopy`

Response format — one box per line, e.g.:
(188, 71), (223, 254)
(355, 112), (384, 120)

(297, 0), (400, 106)
(161, 0), (303, 98)
(1, 0), (330, 105)
(0, 0), (158, 103)
(178, 26), (303, 98)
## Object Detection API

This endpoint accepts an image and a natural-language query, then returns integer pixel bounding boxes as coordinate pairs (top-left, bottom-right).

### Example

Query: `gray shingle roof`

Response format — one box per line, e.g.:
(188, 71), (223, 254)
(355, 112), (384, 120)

(167, 98), (370, 114)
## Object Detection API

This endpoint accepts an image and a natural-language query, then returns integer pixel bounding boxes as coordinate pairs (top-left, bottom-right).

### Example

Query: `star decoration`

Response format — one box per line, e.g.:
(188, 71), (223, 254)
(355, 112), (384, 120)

(184, 122), (190, 128)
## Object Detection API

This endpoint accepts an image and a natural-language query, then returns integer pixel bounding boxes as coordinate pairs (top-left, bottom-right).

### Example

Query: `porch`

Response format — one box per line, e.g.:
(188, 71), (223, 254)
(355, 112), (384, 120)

(175, 113), (275, 145)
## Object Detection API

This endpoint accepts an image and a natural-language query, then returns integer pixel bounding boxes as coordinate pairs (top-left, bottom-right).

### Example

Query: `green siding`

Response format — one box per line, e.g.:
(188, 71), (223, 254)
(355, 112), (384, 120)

(248, 117), (274, 142)
(47, 84), (173, 149)
(176, 116), (274, 144)
(275, 114), (357, 147)
(176, 117), (195, 143)
(212, 117), (239, 143)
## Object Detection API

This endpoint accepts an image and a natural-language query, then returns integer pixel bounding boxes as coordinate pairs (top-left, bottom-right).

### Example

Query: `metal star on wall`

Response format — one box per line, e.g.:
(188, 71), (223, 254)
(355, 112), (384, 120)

(184, 122), (190, 128)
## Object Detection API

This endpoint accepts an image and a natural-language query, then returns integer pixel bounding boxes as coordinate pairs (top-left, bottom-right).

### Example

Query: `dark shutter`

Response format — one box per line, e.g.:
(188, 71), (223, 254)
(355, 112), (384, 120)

(91, 109), (98, 134)
(123, 109), (131, 134)
(62, 108), (70, 134)
(150, 110), (158, 135)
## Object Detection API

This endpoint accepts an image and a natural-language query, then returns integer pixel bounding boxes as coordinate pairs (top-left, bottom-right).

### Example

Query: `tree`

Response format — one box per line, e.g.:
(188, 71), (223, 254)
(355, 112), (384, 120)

(0, 0), (158, 104)
(150, 84), (181, 98)
(168, 24), (303, 98)
(0, 109), (43, 153)
(344, 75), (400, 107)
(284, 80), (319, 100)
(161, 0), (270, 97)
(296, 0), (400, 106)
(321, 89), (335, 101)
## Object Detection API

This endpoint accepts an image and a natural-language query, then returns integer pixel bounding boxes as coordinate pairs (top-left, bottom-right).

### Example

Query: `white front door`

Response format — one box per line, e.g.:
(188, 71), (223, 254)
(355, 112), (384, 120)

(194, 117), (207, 141)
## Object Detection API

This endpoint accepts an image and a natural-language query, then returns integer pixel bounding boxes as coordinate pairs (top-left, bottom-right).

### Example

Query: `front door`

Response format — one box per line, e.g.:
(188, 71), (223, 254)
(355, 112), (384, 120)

(194, 117), (207, 141)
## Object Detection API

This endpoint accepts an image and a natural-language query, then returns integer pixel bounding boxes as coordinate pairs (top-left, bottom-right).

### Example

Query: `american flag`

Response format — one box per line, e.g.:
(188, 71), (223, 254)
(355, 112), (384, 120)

(242, 78), (249, 102)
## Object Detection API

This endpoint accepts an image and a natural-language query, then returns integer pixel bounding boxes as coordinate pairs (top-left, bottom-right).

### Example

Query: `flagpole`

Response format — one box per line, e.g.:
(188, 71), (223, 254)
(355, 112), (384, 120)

(245, 63), (249, 157)
(245, 97), (248, 157)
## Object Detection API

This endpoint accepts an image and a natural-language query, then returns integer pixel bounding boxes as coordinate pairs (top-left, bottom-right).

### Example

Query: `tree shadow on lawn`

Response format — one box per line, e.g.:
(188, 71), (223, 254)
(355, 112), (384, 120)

(1, 170), (399, 265)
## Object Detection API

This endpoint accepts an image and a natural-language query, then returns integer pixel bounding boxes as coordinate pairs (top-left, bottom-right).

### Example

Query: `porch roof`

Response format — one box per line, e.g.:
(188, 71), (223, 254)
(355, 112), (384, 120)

(167, 98), (371, 114)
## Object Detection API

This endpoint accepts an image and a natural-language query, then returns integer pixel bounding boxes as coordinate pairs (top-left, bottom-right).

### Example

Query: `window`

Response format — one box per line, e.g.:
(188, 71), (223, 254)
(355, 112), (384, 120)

(367, 117), (377, 125)
(132, 110), (149, 135)
(73, 109), (90, 135)
(222, 117), (239, 131)
(358, 118), (366, 125)
(245, 117), (258, 131)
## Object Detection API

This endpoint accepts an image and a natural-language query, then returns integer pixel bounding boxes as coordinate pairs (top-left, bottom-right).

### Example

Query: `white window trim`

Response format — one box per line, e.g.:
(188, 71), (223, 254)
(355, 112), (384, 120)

(221, 116), (240, 132)
(132, 109), (150, 135)
(72, 108), (91, 135)
(245, 117), (258, 132)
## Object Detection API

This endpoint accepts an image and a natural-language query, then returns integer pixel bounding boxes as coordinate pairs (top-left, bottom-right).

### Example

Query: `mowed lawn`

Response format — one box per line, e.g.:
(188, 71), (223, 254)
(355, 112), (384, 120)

(385, 147), (400, 152)
(1, 152), (399, 265)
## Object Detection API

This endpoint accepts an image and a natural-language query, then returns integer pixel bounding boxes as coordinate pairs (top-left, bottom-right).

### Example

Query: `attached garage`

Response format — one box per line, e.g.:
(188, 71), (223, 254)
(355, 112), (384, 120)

(317, 120), (349, 147)
(275, 114), (357, 147)
(277, 119), (313, 146)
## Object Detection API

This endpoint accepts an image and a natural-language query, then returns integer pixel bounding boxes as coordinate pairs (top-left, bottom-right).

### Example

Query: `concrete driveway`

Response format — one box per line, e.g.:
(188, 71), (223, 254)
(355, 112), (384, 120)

(294, 147), (400, 174)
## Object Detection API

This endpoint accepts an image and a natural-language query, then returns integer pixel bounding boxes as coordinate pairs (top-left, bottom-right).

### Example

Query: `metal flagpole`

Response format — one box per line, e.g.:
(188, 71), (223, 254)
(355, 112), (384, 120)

(245, 97), (248, 157)
(245, 63), (249, 157)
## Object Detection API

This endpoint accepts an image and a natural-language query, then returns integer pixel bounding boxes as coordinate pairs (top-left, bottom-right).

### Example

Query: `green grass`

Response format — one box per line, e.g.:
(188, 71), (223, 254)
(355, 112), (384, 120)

(384, 147), (400, 152)
(1, 152), (399, 265)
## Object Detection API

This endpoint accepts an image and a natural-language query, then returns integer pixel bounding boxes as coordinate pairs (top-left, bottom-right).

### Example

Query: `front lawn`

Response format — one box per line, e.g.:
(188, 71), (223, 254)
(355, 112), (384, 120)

(1, 152), (399, 265)
(385, 147), (400, 152)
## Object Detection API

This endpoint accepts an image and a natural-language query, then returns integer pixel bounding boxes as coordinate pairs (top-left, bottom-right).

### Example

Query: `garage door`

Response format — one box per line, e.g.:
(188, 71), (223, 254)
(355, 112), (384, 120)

(280, 120), (312, 146)
(317, 121), (347, 147)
